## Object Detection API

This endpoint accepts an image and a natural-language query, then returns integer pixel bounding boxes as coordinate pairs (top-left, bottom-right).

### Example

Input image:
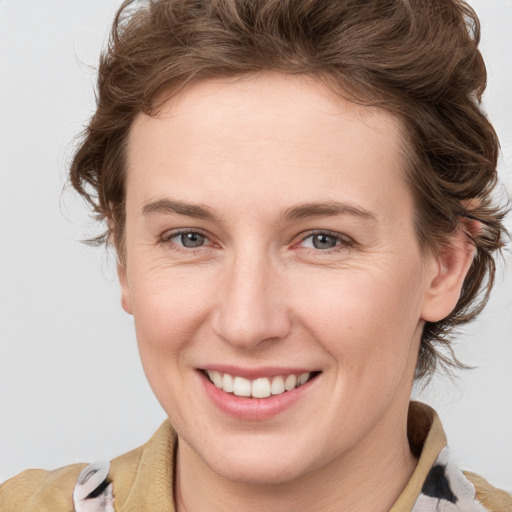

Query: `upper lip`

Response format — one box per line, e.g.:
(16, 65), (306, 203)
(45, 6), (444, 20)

(199, 365), (319, 380)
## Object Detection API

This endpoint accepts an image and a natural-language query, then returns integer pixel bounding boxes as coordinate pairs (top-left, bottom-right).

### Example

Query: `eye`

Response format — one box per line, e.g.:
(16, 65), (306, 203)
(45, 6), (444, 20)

(175, 232), (206, 248)
(161, 229), (213, 250)
(298, 231), (351, 251)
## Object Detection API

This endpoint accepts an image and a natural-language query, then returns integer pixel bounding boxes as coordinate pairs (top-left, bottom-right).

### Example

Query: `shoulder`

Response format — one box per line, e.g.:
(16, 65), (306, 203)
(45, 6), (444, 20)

(0, 441), (147, 512)
(0, 445), (145, 512)
(0, 464), (86, 512)
(464, 471), (512, 512)
(0, 421), (172, 512)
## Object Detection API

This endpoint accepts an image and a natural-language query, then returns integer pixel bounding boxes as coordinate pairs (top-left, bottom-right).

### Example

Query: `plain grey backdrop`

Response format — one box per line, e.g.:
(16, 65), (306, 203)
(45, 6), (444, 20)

(1, 0), (511, 490)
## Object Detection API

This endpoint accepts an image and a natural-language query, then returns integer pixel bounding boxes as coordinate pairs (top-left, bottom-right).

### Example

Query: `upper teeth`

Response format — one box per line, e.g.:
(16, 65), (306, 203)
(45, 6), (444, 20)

(205, 370), (312, 398)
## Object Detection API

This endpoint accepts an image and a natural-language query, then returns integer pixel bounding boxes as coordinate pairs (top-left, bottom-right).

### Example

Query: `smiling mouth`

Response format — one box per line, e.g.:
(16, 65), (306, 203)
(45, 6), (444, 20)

(202, 370), (321, 399)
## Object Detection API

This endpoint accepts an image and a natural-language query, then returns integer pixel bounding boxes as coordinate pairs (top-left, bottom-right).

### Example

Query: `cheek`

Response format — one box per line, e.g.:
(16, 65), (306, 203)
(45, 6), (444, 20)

(292, 263), (424, 374)
(128, 262), (218, 359)
(127, 263), (220, 416)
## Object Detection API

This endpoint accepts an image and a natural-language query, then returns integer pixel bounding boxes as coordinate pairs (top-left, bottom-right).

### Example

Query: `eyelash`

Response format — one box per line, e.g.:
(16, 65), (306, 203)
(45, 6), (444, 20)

(159, 229), (216, 254)
(296, 230), (354, 253)
(159, 229), (353, 254)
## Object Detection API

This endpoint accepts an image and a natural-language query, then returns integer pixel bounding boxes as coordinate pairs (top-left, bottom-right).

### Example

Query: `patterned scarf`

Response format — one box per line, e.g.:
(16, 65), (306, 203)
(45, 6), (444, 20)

(412, 447), (490, 511)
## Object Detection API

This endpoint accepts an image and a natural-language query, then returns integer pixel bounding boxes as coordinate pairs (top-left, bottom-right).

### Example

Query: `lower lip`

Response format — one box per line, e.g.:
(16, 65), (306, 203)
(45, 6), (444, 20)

(199, 372), (317, 421)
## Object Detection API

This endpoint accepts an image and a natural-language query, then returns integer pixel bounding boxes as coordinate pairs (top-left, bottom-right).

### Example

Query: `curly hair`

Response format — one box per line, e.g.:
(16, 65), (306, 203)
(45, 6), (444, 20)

(69, 0), (508, 380)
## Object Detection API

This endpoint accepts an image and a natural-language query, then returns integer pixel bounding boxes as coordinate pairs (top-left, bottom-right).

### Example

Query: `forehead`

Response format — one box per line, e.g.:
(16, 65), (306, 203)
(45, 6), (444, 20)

(132, 73), (404, 152)
(126, 73), (410, 222)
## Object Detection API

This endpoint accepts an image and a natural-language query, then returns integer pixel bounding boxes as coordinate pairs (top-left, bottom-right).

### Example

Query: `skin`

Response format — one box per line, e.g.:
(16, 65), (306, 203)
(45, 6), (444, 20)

(119, 73), (475, 512)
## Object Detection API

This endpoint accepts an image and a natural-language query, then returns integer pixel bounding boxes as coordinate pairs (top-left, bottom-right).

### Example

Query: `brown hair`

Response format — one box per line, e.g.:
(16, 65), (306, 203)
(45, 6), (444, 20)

(69, 0), (508, 380)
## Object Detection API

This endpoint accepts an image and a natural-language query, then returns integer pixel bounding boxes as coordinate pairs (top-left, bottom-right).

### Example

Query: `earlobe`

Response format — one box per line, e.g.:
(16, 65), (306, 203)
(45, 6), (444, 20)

(117, 263), (133, 315)
(421, 221), (479, 323)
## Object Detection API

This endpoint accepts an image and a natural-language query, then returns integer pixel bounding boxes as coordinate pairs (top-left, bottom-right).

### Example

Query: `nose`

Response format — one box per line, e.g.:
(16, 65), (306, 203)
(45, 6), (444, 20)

(212, 251), (292, 350)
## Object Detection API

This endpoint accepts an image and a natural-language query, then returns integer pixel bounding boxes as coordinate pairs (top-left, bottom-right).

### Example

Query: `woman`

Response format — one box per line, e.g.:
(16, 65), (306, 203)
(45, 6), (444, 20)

(1, 0), (510, 510)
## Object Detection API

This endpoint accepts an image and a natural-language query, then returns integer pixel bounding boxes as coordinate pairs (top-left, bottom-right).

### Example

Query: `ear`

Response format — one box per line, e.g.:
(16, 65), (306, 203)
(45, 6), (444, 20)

(421, 220), (480, 322)
(117, 262), (133, 315)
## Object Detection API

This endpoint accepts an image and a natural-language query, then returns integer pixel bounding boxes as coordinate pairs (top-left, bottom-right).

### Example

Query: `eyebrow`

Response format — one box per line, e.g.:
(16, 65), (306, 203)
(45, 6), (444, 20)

(142, 199), (218, 221)
(280, 201), (377, 223)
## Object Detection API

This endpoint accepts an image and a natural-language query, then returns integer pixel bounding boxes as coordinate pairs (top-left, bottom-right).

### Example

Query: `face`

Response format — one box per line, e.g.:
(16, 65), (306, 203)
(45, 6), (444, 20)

(120, 73), (440, 484)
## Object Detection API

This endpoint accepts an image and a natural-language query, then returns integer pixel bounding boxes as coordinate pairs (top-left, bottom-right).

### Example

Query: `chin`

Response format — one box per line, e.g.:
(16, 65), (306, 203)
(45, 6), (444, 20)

(208, 453), (308, 485)
(190, 431), (327, 486)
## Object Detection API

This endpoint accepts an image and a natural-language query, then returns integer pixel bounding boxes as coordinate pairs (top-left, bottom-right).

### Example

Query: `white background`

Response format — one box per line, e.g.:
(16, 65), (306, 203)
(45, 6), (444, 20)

(0, 0), (511, 491)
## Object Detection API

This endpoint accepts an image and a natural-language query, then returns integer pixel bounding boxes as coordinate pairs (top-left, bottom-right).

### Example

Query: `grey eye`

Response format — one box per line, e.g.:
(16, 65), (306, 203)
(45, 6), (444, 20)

(180, 232), (206, 248)
(311, 234), (339, 249)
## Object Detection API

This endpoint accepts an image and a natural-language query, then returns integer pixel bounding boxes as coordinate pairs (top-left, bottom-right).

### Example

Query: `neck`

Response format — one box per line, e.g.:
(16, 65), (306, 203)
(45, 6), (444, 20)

(175, 401), (417, 512)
